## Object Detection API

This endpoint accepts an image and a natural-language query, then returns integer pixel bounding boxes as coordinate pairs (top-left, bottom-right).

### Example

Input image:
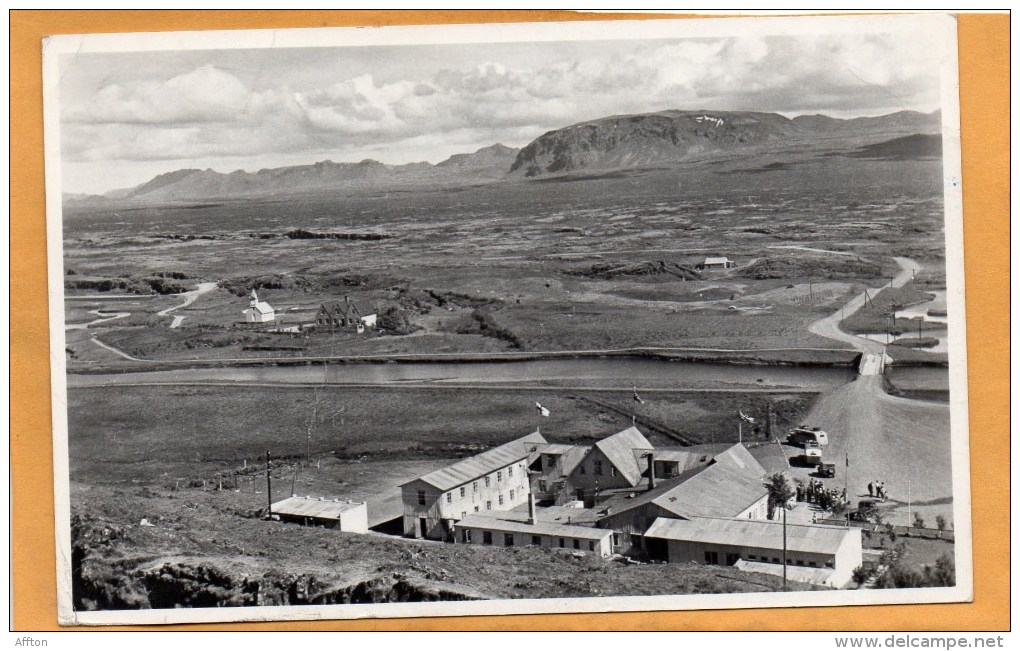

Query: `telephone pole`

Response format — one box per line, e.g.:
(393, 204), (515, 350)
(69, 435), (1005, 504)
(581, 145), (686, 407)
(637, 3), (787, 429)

(266, 450), (273, 517)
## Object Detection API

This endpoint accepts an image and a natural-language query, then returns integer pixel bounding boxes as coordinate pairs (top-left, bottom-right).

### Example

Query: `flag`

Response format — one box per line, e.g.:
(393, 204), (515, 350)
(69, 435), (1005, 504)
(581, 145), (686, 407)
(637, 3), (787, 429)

(739, 410), (756, 424)
(633, 387), (645, 405)
(535, 402), (550, 417)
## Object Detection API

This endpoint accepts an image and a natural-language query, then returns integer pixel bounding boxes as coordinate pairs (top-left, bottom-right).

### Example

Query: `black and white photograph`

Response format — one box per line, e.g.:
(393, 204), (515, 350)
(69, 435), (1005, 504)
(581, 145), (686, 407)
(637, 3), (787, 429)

(43, 13), (971, 625)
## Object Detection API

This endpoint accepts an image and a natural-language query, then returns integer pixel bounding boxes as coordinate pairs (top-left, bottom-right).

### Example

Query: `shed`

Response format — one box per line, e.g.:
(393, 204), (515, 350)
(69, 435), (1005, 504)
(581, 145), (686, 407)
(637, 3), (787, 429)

(270, 496), (368, 533)
(703, 256), (735, 270)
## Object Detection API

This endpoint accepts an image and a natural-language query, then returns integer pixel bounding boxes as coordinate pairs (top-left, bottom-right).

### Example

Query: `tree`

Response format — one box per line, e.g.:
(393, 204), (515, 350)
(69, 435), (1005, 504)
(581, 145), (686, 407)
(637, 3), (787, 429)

(935, 514), (947, 532)
(851, 565), (872, 589)
(765, 472), (795, 520)
(913, 512), (926, 530)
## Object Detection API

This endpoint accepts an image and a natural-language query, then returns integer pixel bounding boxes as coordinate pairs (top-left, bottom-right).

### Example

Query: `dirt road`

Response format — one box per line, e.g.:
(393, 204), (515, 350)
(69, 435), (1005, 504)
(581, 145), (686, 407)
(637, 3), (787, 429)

(808, 256), (921, 354)
(784, 375), (952, 526)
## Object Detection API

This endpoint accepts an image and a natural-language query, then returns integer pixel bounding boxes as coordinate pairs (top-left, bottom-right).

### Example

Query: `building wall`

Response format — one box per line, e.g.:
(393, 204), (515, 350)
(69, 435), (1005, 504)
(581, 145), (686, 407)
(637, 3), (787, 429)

(735, 494), (770, 520)
(567, 447), (639, 497)
(454, 523), (613, 558)
(337, 502), (369, 533)
(401, 458), (532, 540)
(660, 535), (856, 586)
(597, 502), (679, 554)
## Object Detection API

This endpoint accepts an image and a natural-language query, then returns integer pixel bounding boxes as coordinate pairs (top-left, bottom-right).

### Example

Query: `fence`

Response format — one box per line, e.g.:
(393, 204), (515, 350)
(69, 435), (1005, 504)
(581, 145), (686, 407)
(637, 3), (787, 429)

(814, 518), (954, 542)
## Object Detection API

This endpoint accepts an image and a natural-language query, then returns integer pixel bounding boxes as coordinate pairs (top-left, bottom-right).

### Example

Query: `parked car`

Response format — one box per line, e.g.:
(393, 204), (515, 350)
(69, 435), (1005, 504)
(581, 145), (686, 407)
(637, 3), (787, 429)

(788, 426), (829, 447)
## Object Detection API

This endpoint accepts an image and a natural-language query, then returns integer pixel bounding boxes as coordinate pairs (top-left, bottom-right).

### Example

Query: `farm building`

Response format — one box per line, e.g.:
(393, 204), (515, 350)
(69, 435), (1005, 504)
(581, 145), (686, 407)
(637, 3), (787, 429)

(703, 256), (736, 270)
(454, 512), (614, 557)
(530, 442), (590, 504)
(242, 289), (275, 323)
(269, 496), (368, 533)
(399, 430), (546, 541)
(595, 443), (769, 554)
(316, 296), (371, 330)
(643, 516), (863, 588)
(564, 426), (654, 502)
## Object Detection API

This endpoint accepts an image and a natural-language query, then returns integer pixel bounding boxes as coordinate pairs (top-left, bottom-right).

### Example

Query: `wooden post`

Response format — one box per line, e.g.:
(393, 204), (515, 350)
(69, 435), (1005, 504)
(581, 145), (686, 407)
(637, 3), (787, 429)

(266, 450), (273, 517)
(782, 505), (788, 589)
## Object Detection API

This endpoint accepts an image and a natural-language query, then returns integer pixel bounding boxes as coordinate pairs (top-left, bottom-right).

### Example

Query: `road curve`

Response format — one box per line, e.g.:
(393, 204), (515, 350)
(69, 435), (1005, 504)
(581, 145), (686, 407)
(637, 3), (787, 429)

(808, 257), (921, 354)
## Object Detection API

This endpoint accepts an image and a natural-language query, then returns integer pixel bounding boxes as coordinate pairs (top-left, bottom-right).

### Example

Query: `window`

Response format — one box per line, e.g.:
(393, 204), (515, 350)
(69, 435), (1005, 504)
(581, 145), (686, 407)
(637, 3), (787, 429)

(573, 539), (580, 550)
(460, 487), (466, 498)
(445, 493), (451, 504)
(461, 512), (466, 519)
(532, 535), (541, 546)
(547, 455), (557, 468)
(726, 553), (740, 565)
(485, 477), (491, 487)
(497, 471), (502, 482)
(613, 533), (620, 546)
(417, 490), (426, 506)
(588, 541), (596, 552)
(486, 501), (491, 510)
(509, 489), (515, 501)
(559, 538), (565, 548)
(808, 561), (817, 568)
(539, 480), (547, 492)
(462, 529), (471, 543)
(611, 466), (617, 477)
(473, 481), (478, 493)
(498, 494), (504, 506)
(474, 506), (479, 512)
(594, 460), (603, 476)
(482, 531), (493, 545)
(504, 533), (514, 547)
(748, 554), (757, 561)
(796, 560), (805, 566)
(580, 465), (586, 475)
(704, 551), (719, 565)
(825, 560), (834, 568)
(772, 557), (780, 564)
(508, 466), (513, 478)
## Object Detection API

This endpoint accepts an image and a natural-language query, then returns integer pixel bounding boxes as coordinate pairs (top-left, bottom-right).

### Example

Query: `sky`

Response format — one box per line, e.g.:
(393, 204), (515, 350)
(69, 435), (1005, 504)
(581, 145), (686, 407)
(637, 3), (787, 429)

(56, 30), (944, 195)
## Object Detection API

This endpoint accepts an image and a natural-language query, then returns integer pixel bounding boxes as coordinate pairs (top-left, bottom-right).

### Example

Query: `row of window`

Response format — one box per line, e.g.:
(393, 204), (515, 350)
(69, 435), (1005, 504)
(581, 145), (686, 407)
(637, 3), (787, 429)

(579, 459), (616, 477)
(703, 550), (833, 569)
(461, 528), (599, 552)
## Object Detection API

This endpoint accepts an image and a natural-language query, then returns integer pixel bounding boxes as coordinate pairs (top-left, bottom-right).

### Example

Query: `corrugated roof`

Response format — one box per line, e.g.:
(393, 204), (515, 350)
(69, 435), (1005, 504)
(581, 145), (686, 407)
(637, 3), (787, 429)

(599, 444), (767, 521)
(537, 443), (576, 455)
(270, 496), (364, 520)
(593, 427), (653, 486)
(645, 517), (855, 555)
(455, 513), (612, 541)
(404, 431), (547, 491)
(733, 559), (835, 585)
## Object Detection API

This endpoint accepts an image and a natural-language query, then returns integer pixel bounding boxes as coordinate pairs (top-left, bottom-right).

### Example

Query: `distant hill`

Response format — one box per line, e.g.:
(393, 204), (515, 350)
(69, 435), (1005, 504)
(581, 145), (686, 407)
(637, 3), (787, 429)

(101, 144), (521, 204)
(510, 109), (943, 179)
(79, 108), (942, 204)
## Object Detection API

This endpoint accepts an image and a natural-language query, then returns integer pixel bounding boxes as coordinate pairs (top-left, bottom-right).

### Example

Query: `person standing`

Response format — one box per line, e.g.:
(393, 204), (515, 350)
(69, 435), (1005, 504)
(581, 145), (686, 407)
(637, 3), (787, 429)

(868, 482), (874, 497)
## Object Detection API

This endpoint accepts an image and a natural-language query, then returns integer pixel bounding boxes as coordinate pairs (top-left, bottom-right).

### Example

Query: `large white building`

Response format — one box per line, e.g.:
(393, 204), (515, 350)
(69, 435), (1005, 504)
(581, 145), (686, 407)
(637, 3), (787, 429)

(399, 431), (546, 540)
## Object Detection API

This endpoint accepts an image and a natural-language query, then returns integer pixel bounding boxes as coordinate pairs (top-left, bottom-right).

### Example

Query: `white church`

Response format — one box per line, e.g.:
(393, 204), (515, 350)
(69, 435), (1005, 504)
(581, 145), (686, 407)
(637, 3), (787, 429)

(242, 289), (275, 323)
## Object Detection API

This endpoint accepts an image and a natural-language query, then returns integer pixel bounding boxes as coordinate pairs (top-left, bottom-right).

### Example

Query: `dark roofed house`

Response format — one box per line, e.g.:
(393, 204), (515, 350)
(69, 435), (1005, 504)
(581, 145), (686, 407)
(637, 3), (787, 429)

(399, 431), (546, 541)
(316, 296), (363, 328)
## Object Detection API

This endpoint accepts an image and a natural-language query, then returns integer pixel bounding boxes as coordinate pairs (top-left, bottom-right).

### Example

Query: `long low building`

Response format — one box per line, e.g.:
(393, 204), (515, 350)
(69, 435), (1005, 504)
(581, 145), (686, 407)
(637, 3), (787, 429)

(270, 496), (368, 533)
(643, 516), (863, 588)
(454, 512), (614, 557)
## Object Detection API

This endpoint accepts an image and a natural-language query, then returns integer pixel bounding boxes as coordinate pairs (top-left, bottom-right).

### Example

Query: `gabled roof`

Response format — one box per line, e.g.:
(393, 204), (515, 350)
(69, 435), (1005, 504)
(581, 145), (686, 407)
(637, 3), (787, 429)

(247, 301), (273, 314)
(645, 516), (857, 555)
(455, 513), (612, 541)
(591, 426), (653, 486)
(319, 301), (360, 316)
(599, 443), (768, 521)
(402, 431), (547, 492)
(270, 496), (364, 520)
(704, 256), (731, 265)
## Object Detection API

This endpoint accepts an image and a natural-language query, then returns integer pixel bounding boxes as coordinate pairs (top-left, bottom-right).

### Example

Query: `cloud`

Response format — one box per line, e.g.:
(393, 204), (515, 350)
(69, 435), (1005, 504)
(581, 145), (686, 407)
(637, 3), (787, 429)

(60, 33), (943, 192)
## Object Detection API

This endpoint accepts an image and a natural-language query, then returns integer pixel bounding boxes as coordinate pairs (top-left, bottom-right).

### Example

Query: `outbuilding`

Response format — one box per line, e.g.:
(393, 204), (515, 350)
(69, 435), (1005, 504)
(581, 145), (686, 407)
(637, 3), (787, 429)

(643, 516), (862, 588)
(703, 256), (736, 270)
(269, 496), (368, 533)
(454, 512), (613, 557)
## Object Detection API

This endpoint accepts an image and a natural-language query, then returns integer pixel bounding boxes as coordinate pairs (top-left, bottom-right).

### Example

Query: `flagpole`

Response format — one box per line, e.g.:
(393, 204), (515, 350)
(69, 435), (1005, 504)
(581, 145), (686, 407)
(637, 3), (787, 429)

(738, 420), (742, 444)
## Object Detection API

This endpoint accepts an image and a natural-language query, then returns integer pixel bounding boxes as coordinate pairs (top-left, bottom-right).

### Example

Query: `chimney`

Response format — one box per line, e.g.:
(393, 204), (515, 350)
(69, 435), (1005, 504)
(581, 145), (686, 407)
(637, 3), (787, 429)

(528, 491), (537, 526)
(345, 295), (351, 305)
(647, 453), (656, 492)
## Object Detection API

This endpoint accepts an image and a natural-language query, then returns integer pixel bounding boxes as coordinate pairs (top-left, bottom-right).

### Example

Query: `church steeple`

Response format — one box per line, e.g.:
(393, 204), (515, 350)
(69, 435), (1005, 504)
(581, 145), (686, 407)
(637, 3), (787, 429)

(249, 289), (259, 307)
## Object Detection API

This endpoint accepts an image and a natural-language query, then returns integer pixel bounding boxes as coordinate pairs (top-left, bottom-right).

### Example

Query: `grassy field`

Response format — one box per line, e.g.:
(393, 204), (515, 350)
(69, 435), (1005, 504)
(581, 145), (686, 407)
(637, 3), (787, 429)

(61, 136), (948, 366)
(67, 384), (820, 487)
